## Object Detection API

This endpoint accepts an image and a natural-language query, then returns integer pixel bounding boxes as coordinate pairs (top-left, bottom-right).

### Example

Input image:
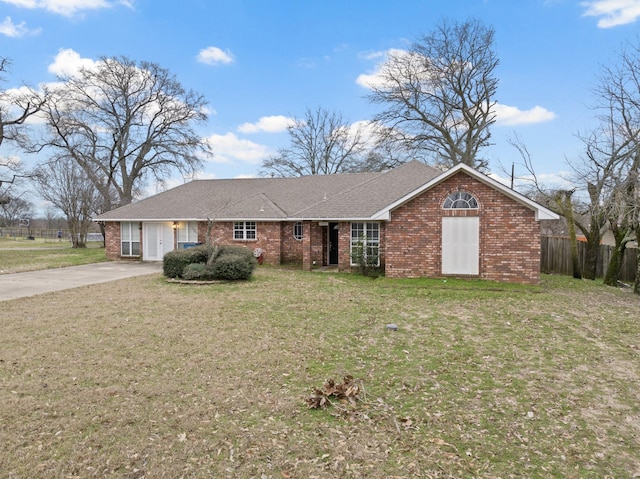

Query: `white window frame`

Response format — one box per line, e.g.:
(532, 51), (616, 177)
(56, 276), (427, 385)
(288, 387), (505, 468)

(443, 191), (479, 209)
(234, 221), (257, 241)
(293, 221), (303, 241)
(177, 221), (198, 249)
(350, 222), (380, 266)
(121, 222), (141, 257)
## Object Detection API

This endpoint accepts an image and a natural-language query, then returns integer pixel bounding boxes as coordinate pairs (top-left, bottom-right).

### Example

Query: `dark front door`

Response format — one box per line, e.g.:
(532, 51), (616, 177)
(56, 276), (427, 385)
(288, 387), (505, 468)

(329, 222), (339, 265)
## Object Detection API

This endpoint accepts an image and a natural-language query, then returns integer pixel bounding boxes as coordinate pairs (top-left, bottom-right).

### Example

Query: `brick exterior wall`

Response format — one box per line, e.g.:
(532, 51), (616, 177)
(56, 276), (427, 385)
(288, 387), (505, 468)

(103, 172), (542, 284)
(281, 222), (304, 264)
(104, 222), (122, 260)
(302, 221), (326, 270)
(385, 171), (541, 284)
(199, 221), (282, 265)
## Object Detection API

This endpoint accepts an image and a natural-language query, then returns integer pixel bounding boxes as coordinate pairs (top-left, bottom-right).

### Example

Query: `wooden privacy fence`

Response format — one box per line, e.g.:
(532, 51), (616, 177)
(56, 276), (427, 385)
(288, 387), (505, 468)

(541, 236), (637, 282)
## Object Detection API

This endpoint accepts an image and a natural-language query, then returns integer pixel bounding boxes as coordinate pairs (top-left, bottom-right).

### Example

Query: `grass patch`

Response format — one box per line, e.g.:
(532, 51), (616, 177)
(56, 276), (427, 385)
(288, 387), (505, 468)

(0, 241), (107, 273)
(0, 269), (639, 478)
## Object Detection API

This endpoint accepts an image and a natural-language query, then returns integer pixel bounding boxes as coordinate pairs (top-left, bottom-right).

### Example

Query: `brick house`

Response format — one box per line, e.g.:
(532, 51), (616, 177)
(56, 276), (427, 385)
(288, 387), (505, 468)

(95, 161), (558, 284)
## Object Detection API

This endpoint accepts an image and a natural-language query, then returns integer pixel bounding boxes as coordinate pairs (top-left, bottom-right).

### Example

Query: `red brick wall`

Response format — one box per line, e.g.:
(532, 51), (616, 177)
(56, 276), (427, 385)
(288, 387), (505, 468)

(198, 221), (282, 265)
(281, 222), (303, 264)
(104, 222), (121, 260)
(385, 171), (541, 284)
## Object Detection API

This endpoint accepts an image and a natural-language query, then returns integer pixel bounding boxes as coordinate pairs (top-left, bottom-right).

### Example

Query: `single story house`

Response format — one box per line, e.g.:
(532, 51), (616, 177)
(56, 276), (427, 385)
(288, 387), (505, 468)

(94, 160), (558, 284)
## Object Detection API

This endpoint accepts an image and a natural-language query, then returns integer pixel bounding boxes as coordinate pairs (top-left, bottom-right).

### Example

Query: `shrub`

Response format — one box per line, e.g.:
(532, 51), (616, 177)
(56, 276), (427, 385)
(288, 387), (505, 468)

(163, 243), (256, 281)
(215, 244), (255, 262)
(351, 236), (381, 278)
(163, 245), (210, 278)
(209, 253), (256, 281)
(182, 262), (206, 280)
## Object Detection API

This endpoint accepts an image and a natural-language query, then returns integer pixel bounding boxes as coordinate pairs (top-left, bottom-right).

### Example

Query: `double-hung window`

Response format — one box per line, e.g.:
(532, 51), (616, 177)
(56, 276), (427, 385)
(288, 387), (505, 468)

(121, 222), (140, 256)
(177, 221), (198, 249)
(350, 222), (380, 266)
(234, 221), (256, 240)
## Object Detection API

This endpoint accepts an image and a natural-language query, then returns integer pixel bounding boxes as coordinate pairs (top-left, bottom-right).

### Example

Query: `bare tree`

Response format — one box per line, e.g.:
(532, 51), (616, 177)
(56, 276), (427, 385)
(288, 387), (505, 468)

(508, 134), (583, 279)
(1, 57), (46, 207)
(27, 56), (211, 212)
(366, 19), (498, 169)
(0, 195), (33, 227)
(261, 107), (367, 177)
(345, 126), (414, 173)
(0, 57), (47, 150)
(593, 42), (640, 293)
(32, 158), (99, 248)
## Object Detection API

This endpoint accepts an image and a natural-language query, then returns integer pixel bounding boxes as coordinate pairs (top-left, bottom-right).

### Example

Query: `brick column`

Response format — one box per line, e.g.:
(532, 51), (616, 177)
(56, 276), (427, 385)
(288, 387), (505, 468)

(302, 221), (313, 271)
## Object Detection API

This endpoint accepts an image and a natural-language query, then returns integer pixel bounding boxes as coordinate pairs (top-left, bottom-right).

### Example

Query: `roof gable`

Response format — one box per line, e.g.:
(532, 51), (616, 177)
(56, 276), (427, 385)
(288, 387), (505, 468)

(371, 163), (559, 221)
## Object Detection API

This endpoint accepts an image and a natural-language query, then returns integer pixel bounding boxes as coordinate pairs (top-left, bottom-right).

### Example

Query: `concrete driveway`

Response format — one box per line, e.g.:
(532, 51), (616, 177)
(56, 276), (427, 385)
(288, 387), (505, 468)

(0, 262), (163, 302)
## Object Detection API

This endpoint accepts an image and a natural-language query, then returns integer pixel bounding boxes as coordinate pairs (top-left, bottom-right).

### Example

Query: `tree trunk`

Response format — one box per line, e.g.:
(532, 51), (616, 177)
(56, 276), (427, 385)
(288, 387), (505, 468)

(560, 193), (582, 279)
(67, 217), (87, 248)
(634, 228), (640, 295)
(582, 239), (599, 280)
(603, 225), (629, 286)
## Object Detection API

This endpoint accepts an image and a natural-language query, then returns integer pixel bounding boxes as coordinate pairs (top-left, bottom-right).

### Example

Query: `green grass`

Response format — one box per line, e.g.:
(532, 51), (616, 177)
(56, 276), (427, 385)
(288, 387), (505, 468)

(0, 239), (106, 273)
(1, 267), (639, 478)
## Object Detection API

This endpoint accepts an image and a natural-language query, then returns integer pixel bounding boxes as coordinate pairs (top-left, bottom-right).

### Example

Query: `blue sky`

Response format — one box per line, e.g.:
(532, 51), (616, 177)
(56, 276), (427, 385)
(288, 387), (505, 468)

(1, 0), (640, 194)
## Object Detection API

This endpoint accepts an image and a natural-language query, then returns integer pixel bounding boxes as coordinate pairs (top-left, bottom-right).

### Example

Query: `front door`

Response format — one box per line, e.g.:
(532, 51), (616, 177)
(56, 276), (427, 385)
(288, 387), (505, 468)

(328, 222), (339, 265)
(143, 222), (175, 261)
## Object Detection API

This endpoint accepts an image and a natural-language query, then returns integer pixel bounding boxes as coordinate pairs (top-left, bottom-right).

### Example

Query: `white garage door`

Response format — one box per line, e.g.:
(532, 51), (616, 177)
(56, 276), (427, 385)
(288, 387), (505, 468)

(442, 217), (479, 275)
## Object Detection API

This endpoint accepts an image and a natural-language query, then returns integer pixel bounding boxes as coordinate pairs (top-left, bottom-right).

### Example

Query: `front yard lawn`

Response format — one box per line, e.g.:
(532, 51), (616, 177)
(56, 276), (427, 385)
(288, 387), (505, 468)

(1, 268), (638, 478)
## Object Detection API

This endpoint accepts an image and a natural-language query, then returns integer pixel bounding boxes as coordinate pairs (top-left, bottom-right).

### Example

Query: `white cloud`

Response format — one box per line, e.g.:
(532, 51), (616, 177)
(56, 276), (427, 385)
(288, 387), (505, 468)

(358, 50), (386, 61)
(357, 48), (444, 90)
(0, 16), (41, 37)
(356, 48), (410, 89)
(493, 103), (556, 126)
(47, 48), (98, 77)
(3, 90), (43, 126)
(197, 46), (235, 66)
(582, 0), (640, 28)
(0, 0), (132, 17)
(205, 132), (273, 164)
(237, 115), (295, 134)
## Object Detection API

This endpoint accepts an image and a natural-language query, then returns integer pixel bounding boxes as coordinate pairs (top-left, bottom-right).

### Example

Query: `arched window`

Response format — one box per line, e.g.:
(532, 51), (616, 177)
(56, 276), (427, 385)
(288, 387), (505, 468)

(443, 191), (478, 209)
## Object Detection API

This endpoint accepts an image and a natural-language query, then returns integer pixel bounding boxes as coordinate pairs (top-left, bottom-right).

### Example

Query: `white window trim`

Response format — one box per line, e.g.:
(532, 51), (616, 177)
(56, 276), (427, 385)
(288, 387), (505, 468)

(234, 221), (257, 241)
(293, 221), (303, 241)
(443, 191), (479, 209)
(121, 222), (141, 257)
(177, 221), (198, 248)
(350, 222), (380, 266)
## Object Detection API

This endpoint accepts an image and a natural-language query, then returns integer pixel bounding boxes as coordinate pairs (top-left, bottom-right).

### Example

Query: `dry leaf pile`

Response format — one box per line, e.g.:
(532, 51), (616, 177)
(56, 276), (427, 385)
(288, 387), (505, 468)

(305, 375), (363, 410)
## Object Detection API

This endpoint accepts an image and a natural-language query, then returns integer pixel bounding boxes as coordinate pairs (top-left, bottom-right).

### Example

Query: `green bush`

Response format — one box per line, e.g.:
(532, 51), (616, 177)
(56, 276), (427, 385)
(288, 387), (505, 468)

(209, 253), (256, 281)
(351, 236), (381, 278)
(215, 245), (255, 262)
(182, 262), (206, 280)
(163, 245), (209, 278)
(163, 244), (256, 281)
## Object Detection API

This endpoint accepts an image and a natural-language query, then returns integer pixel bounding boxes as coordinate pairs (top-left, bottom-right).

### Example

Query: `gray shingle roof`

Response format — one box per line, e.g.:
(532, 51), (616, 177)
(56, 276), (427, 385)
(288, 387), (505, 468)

(95, 161), (443, 222)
